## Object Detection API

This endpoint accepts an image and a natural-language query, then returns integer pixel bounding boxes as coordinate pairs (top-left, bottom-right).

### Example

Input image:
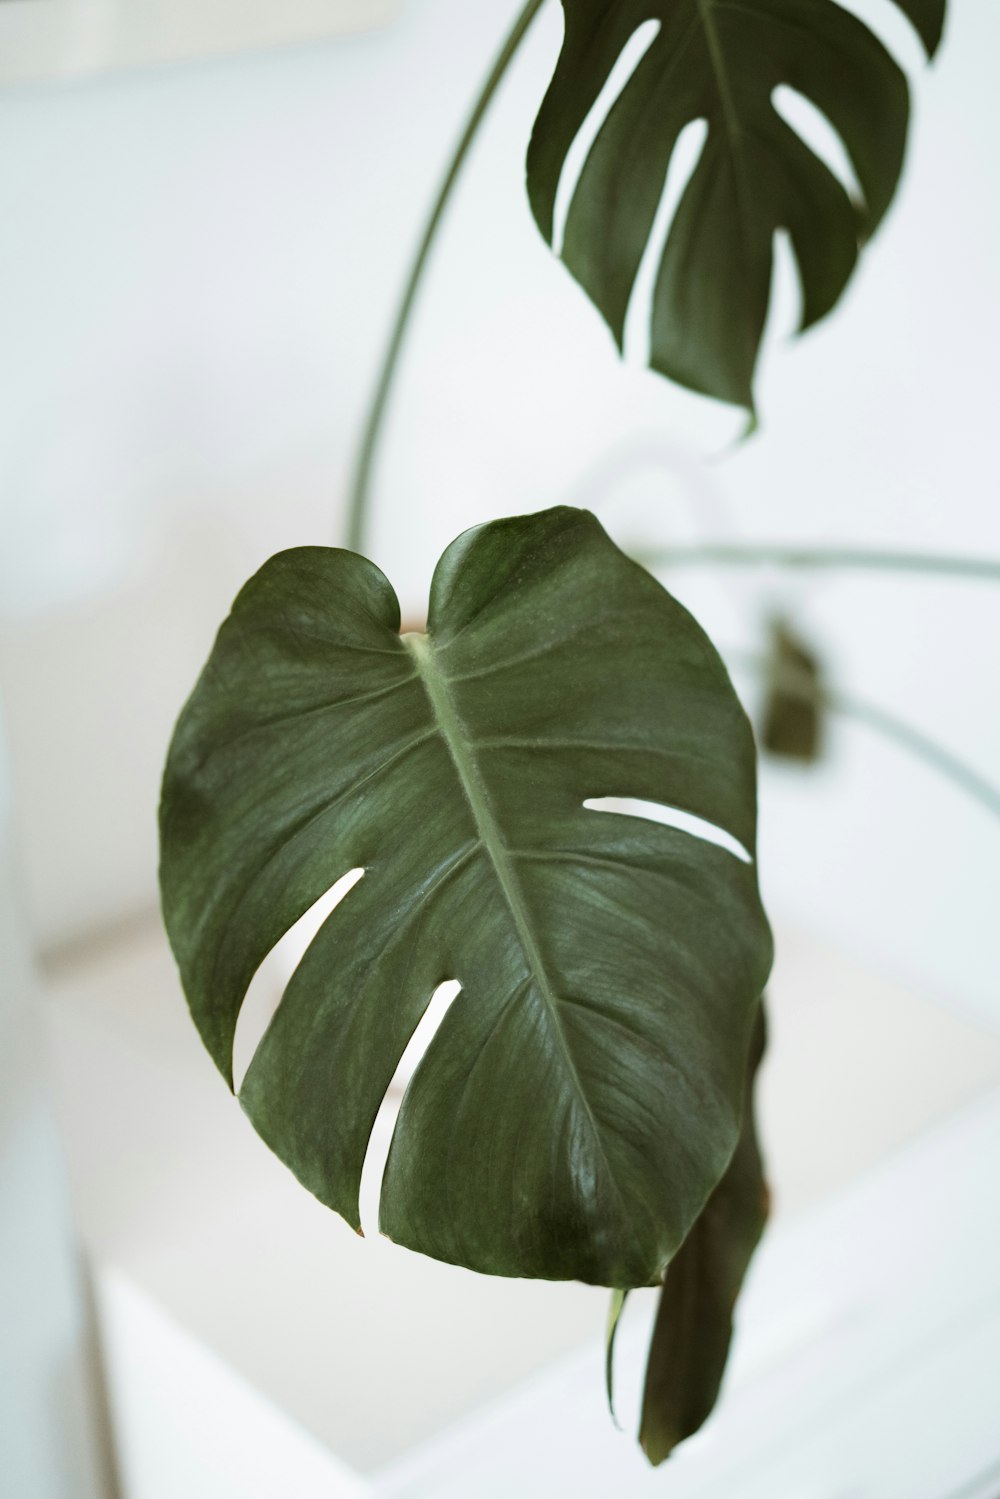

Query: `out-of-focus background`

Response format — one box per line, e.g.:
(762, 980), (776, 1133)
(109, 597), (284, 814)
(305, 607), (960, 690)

(2, 2), (999, 1496)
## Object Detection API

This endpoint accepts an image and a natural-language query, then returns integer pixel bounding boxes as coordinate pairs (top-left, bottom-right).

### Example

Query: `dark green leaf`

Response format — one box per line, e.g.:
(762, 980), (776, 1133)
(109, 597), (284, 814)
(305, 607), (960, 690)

(160, 507), (772, 1287)
(760, 617), (826, 763)
(527, 0), (945, 408)
(640, 1002), (769, 1465)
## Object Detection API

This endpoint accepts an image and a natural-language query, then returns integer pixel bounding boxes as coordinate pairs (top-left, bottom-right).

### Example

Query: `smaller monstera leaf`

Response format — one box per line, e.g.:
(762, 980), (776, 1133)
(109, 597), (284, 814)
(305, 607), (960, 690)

(160, 507), (772, 1288)
(639, 1001), (769, 1464)
(527, 0), (945, 409)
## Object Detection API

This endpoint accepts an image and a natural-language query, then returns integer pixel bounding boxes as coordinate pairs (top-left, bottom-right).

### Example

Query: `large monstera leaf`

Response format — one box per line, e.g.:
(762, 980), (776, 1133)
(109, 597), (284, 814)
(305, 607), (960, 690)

(527, 0), (945, 408)
(160, 507), (772, 1287)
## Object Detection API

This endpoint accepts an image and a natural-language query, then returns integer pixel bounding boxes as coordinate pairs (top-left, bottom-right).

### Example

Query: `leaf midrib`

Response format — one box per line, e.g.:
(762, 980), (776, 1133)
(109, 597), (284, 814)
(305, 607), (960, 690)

(694, 0), (753, 243)
(403, 630), (616, 1172)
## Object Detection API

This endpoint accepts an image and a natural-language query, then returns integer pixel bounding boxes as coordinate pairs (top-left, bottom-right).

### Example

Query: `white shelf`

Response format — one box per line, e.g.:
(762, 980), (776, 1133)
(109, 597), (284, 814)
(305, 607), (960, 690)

(41, 917), (1000, 1494)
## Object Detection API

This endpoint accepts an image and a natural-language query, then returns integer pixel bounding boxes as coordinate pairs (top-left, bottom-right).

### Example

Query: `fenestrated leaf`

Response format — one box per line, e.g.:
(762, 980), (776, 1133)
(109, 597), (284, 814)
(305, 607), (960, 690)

(527, 0), (945, 409)
(640, 1001), (769, 1464)
(160, 507), (772, 1288)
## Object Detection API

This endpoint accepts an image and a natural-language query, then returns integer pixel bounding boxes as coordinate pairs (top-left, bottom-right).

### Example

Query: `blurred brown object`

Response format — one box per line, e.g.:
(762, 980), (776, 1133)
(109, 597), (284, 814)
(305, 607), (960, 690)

(760, 617), (825, 764)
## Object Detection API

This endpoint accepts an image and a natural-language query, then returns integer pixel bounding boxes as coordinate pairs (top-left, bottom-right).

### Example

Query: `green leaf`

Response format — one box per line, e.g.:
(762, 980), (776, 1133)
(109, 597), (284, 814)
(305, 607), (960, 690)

(605, 1287), (629, 1423)
(640, 1001), (769, 1465)
(760, 617), (826, 763)
(527, 0), (945, 409)
(160, 507), (772, 1287)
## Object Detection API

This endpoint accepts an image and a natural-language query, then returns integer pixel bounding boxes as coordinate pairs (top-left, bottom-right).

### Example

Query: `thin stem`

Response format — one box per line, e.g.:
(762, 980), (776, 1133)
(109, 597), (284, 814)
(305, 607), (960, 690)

(840, 696), (1000, 821)
(345, 0), (548, 556)
(636, 543), (1000, 583)
(728, 651), (1000, 823)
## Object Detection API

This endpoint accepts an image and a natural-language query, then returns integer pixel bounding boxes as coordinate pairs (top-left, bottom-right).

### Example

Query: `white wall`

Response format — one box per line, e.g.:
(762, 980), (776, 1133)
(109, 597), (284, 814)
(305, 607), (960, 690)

(0, 726), (108, 1499)
(0, 0), (998, 1021)
(0, 0), (400, 85)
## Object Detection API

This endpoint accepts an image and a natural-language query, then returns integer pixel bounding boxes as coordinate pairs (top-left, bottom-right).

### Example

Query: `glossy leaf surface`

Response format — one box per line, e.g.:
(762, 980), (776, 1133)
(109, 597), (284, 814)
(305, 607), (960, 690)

(527, 0), (945, 408)
(640, 1002), (769, 1463)
(160, 507), (772, 1287)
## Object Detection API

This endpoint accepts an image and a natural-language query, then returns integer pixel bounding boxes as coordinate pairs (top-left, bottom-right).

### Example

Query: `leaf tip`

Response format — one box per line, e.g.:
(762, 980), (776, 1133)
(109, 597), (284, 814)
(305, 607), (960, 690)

(604, 1287), (629, 1428)
(640, 1427), (680, 1468)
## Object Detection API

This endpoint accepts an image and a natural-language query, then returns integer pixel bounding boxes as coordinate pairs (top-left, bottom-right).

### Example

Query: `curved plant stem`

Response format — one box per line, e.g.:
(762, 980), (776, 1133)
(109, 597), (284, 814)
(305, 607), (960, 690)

(345, 0), (548, 556)
(637, 543), (1000, 583)
(728, 652), (1000, 822)
(838, 696), (1000, 820)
